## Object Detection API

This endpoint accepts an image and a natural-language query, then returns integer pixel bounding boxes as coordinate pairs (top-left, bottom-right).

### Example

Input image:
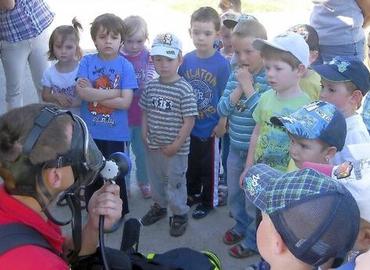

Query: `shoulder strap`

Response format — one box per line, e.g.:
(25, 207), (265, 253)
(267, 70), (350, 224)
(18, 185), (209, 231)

(0, 223), (55, 255)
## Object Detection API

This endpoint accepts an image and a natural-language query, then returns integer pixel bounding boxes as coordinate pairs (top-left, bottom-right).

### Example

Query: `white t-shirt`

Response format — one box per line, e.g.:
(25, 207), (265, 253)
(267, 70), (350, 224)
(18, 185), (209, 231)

(41, 64), (80, 115)
(331, 114), (370, 165)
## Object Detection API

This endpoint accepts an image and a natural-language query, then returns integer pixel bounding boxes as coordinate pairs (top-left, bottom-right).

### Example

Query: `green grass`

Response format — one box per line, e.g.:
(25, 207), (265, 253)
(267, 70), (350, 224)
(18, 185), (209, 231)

(149, 0), (312, 14)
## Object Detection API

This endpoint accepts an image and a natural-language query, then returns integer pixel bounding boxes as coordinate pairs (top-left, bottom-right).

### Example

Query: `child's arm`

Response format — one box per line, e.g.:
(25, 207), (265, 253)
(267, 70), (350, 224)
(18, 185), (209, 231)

(239, 124), (260, 187)
(42, 86), (72, 107)
(98, 89), (134, 110)
(211, 116), (227, 138)
(161, 116), (195, 157)
(76, 78), (121, 102)
(141, 111), (148, 146)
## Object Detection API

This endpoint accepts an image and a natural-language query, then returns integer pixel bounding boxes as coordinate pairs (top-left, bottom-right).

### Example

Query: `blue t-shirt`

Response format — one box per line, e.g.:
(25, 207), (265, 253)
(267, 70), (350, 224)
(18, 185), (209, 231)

(77, 53), (138, 141)
(179, 50), (231, 138)
(335, 260), (355, 270)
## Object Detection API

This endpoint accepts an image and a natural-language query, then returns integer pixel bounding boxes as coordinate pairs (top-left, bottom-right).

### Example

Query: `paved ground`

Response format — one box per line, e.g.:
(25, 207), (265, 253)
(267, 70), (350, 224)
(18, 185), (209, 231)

(0, 1), (311, 269)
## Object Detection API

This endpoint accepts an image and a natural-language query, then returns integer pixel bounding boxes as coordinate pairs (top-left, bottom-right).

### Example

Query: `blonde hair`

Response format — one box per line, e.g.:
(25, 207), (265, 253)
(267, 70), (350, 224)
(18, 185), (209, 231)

(123, 15), (148, 40)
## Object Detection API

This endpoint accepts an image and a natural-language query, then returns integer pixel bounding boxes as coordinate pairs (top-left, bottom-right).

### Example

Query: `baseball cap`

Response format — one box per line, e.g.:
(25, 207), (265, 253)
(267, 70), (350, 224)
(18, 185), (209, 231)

(313, 56), (370, 96)
(221, 11), (258, 29)
(150, 33), (182, 59)
(270, 101), (347, 151)
(242, 164), (360, 267)
(253, 32), (310, 67)
(288, 24), (319, 52)
(303, 143), (370, 223)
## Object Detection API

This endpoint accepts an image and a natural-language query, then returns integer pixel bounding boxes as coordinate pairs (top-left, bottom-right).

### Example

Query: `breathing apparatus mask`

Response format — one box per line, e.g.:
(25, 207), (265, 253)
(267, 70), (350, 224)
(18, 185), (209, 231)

(0, 106), (130, 259)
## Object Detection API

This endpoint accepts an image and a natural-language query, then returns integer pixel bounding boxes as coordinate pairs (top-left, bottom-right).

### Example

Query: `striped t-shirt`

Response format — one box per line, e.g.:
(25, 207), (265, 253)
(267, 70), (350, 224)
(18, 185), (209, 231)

(139, 77), (198, 155)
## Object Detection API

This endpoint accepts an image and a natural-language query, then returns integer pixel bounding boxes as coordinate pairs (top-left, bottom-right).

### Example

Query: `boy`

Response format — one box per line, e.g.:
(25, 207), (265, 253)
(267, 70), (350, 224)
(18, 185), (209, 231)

(179, 7), (231, 219)
(243, 32), (312, 173)
(303, 151), (370, 270)
(313, 56), (370, 164)
(217, 19), (270, 258)
(242, 163), (360, 270)
(271, 100), (347, 171)
(76, 13), (138, 219)
(139, 33), (198, 237)
(288, 24), (321, 101)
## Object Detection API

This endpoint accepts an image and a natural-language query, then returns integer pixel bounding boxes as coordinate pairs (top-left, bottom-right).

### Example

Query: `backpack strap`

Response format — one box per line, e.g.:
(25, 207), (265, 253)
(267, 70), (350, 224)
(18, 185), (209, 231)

(0, 223), (55, 255)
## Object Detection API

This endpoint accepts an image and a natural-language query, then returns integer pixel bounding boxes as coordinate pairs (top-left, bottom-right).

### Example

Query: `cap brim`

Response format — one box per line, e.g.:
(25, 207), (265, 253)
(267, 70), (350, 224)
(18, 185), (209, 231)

(270, 115), (315, 140)
(243, 164), (282, 212)
(150, 46), (179, 59)
(253, 38), (287, 53)
(312, 64), (350, 83)
(223, 19), (238, 29)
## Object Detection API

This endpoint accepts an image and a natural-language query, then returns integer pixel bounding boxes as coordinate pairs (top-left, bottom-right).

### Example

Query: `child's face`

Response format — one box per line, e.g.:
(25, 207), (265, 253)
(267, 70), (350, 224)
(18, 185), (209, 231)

(53, 35), (78, 63)
(289, 134), (329, 169)
(257, 213), (279, 265)
(189, 21), (219, 57)
(355, 250), (370, 270)
(220, 25), (233, 55)
(264, 58), (300, 93)
(94, 26), (122, 60)
(152, 55), (182, 83)
(232, 36), (263, 74)
(320, 79), (353, 113)
(123, 31), (146, 56)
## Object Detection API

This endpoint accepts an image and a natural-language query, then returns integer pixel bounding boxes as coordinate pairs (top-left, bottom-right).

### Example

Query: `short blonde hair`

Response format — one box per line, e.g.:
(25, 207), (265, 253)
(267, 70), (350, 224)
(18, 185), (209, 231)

(123, 15), (148, 40)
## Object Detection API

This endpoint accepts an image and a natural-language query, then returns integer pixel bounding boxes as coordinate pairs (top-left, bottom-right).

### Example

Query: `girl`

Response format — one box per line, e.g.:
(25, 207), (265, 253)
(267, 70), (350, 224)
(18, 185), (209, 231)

(41, 18), (82, 115)
(120, 15), (156, 199)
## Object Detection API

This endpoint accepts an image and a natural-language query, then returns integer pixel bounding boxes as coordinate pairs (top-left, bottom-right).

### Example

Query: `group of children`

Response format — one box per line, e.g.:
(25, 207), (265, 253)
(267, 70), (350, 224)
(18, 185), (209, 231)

(35, 0), (370, 268)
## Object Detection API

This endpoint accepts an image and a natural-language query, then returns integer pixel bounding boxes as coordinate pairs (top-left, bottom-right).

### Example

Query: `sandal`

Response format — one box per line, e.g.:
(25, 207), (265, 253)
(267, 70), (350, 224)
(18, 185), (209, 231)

(228, 243), (258, 259)
(223, 228), (244, 245)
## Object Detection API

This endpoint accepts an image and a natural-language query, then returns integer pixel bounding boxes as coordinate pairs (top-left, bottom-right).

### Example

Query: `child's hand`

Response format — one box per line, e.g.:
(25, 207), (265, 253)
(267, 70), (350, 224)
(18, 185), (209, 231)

(211, 120), (227, 138)
(161, 142), (180, 157)
(76, 78), (92, 100)
(55, 93), (72, 107)
(236, 65), (255, 98)
(239, 166), (249, 188)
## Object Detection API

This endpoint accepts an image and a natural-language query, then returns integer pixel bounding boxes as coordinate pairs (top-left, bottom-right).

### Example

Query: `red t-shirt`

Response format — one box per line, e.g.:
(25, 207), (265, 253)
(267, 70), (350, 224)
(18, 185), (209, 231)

(0, 186), (69, 269)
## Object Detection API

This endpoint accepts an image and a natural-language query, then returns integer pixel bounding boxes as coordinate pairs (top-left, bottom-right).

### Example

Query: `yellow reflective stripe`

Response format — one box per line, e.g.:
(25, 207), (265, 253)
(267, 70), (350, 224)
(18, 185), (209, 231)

(202, 250), (221, 269)
(147, 253), (155, 260)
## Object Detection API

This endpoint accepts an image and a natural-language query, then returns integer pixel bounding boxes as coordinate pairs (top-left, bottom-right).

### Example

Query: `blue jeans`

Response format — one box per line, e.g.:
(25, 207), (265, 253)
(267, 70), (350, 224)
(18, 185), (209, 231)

(221, 133), (230, 185)
(227, 147), (257, 251)
(127, 126), (148, 186)
(316, 39), (365, 64)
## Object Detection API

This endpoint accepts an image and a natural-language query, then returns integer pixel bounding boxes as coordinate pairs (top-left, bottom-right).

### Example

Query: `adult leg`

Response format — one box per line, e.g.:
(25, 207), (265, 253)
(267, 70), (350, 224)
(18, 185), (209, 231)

(0, 39), (30, 110)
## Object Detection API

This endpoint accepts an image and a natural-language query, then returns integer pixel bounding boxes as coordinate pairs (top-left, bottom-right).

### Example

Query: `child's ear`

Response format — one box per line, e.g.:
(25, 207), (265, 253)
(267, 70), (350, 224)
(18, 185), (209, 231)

(188, 28), (192, 37)
(296, 64), (307, 77)
(42, 168), (63, 189)
(351, 89), (363, 109)
(355, 225), (370, 251)
(324, 146), (337, 161)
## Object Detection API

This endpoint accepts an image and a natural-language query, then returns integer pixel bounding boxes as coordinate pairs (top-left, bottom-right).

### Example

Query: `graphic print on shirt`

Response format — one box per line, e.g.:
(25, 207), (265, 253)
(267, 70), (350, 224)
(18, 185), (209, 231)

(151, 95), (173, 112)
(88, 66), (120, 126)
(184, 68), (217, 119)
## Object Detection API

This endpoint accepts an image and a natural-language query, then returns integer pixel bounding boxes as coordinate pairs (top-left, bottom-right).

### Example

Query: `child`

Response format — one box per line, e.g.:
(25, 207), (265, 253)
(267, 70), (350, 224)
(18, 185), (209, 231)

(271, 100), (347, 172)
(41, 18), (82, 115)
(313, 56), (370, 164)
(219, 11), (238, 61)
(218, 0), (242, 13)
(139, 33), (198, 237)
(303, 153), (370, 270)
(120, 15), (156, 199)
(242, 163), (360, 270)
(243, 32), (312, 173)
(288, 24), (321, 101)
(179, 6), (231, 219)
(76, 13), (138, 220)
(217, 19), (270, 258)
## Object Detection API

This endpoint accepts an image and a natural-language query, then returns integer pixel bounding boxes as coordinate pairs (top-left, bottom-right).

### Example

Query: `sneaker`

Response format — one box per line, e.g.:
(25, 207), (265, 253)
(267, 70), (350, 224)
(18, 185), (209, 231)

(192, 203), (212, 219)
(169, 214), (188, 237)
(228, 243), (258, 259)
(141, 203), (167, 226)
(139, 184), (151, 199)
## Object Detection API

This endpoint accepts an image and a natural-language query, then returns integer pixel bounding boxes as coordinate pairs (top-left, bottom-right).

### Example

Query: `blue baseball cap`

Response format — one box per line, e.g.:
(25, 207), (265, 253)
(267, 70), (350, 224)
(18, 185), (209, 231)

(151, 33), (182, 59)
(270, 101), (347, 151)
(313, 56), (370, 96)
(242, 164), (360, 267)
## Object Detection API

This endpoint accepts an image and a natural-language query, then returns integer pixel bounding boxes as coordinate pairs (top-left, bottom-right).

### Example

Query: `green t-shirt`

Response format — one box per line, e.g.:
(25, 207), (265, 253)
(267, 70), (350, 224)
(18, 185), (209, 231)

(299, 69), (321, 101)
(253, 89), (311, 172)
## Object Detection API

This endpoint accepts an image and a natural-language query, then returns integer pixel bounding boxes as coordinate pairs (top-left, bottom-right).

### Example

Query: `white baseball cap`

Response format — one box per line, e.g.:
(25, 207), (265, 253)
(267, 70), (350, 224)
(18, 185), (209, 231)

(150, 33), (182, 59)
(253, 32), (310, 68)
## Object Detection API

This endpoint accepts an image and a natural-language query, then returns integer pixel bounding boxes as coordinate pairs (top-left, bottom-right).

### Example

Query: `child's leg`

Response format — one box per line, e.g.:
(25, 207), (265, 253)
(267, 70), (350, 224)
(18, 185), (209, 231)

(220, 133), (230, 185)
(130, 126), (149, 185)
(145, 149), (168, 208)
(186, 136), (202, 199)
(199, 136), (220, 208)
(167, 154), (190, 216)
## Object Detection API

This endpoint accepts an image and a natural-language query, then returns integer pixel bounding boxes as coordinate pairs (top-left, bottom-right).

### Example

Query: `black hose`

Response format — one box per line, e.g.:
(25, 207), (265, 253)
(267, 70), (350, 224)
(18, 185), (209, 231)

(99, 215), (110, 270)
